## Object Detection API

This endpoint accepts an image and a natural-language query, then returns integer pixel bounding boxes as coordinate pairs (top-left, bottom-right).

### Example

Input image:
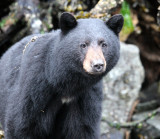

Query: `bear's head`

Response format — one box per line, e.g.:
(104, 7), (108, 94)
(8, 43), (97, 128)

(56, 12), (123, 78)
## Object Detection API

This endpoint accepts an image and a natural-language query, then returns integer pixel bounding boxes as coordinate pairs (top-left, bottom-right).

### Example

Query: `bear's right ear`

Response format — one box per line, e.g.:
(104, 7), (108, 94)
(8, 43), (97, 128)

(60, 12), (77, 33)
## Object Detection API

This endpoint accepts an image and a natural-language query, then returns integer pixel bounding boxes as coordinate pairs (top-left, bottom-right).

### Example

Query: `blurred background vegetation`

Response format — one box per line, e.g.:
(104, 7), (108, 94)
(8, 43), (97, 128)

(0, 0), (160, 139)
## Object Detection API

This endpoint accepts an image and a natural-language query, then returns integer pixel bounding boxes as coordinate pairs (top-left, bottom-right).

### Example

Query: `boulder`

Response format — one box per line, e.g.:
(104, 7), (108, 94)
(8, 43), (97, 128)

(101, 42), (145, 138)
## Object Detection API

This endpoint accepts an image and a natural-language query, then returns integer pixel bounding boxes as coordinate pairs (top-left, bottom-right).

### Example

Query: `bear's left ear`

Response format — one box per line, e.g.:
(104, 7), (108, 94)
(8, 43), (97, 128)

(106, 14), (124, 35)
(60, 12), (77, 33)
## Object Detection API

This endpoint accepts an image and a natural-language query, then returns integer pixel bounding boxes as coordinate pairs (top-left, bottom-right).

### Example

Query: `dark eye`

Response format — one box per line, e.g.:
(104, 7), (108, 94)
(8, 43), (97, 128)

(80, 43), (87, 48)
(102, 43), (107, 47)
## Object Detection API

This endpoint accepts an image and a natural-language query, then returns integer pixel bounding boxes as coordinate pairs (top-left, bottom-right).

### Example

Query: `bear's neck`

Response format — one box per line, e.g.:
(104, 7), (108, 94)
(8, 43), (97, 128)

(45, 52), (102, 96)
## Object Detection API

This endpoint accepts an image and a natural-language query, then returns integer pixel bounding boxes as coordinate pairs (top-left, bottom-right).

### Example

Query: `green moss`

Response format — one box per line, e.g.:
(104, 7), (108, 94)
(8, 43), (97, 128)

(75, 11), (91, 19)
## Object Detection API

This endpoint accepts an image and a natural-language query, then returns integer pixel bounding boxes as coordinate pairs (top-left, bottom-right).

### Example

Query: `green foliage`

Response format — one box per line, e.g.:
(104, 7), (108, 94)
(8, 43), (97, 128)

(120, 0), (134, 34)
(150, 111), (156, 119)
(137, 123), (143, 129)
(0, 18), (6, 28)
(40, 29), (45, 34)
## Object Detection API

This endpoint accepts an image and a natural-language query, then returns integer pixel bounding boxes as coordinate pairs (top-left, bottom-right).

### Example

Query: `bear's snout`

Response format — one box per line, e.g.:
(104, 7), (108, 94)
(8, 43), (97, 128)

(83, 47), (106, 75)
(91, 59), (105, 73)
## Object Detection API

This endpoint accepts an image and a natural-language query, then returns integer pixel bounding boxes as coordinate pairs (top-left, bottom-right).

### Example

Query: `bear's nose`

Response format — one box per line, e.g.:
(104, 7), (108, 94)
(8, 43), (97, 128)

(92, 60), (104, 72)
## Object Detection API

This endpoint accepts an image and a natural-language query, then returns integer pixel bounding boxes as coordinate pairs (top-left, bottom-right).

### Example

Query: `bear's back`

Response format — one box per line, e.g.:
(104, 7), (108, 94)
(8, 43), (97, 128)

(0, 35), (36, 92)
(0, 32), (57, 119)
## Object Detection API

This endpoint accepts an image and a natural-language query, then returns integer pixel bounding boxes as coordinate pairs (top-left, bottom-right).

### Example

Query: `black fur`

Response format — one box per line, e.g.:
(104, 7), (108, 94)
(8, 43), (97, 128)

(60, 13), (77, 33)
(106, 14), (124, 35)
(0, 13), (123, 139)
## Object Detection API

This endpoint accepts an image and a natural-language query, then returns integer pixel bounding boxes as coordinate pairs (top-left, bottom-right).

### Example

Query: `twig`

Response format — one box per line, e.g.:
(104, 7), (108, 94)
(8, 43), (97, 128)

(127, 99), (140, 122)
(23, 36), (39, 54)
(136, 100), (159, 113)
(125, 130), (131, 139)
(125, 99), (139, 139)
(106, 107), (160, 129)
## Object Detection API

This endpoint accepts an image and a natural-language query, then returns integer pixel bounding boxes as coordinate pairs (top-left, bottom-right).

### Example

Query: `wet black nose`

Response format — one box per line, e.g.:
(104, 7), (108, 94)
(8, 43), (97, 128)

(92, 60), (104, 72)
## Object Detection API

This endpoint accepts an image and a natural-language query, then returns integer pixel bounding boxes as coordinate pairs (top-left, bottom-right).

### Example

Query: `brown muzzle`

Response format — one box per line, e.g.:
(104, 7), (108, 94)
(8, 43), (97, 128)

(83, 47), (106, 74)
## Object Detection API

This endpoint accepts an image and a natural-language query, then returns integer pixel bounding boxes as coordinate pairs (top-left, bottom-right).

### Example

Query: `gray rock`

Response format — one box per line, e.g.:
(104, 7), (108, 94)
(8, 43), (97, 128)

(101, 42), (145, 138)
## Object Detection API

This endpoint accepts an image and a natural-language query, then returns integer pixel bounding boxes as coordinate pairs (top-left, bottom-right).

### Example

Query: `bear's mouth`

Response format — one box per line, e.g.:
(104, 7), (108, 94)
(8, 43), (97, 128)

(83, 67), (106, 75)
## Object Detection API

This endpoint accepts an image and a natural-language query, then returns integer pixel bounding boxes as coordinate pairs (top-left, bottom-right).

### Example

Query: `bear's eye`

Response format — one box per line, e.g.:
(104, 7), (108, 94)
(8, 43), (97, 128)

(80, 43), (87, 48)
(102, 43), (107, 47)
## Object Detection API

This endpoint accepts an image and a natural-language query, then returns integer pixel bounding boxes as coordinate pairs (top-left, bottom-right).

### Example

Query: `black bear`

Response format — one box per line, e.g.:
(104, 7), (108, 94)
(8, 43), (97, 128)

(0, 13), (123, 139)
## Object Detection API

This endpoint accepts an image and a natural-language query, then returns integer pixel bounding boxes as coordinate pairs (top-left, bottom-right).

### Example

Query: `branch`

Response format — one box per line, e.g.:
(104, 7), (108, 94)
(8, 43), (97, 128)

(104, 107), (160, 129)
